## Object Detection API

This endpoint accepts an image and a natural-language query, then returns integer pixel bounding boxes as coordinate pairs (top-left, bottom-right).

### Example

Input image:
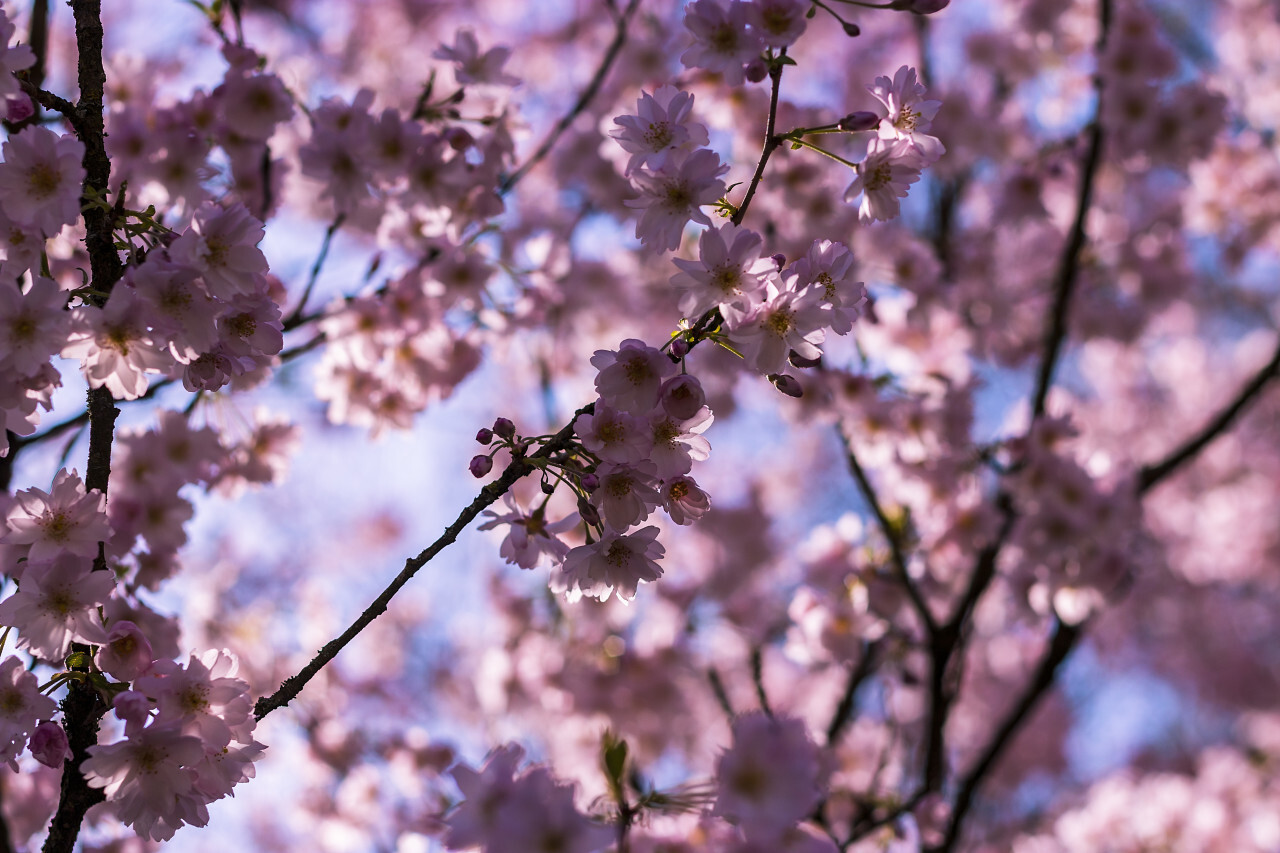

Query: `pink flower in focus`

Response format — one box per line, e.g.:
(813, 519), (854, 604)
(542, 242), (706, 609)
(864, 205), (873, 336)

(785, 240), (866, 335)
(590, 460), (662, 530)
(843, 137), (926, 223)
(0, 552), (114, 660)
(671, 222), (775, 318)
(81, 721), (210, 842)
(574, 403), (652, 464)
(591, 339), (677, 414)
(169, 202), (269, 300)
(660, 374), (707, 420)
(661, 475), (712, 525)
(28, 720), (68, 769)
(557, 525), (664, 603)
(868, 65), (945, 162)
(479, 494), (577, 570)
(3, 468), (110, 562)
(610, 85), (710, 176)
(62, 286), (172, 400)
(626, 148), (728, 252)
(727, 282), (828, 375)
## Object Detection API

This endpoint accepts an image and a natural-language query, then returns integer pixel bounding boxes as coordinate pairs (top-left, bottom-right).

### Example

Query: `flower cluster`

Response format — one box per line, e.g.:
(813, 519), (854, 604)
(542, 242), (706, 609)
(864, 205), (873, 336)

(82, 650), (266, 842)
(442, 744), (613, 853)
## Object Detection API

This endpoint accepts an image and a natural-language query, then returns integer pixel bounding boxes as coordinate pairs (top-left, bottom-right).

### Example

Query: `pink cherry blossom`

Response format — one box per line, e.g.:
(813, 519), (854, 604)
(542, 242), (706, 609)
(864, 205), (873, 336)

(610, 85), (710, 176)
(626, 148), (728, 252)
(0, 656), (57, 769)
(0, 552), (114, 659)
(680, 0), (764, 86)
(0, 126), (85, 236)
(3, 468), (110, 562)
(556, 525), (665, 603)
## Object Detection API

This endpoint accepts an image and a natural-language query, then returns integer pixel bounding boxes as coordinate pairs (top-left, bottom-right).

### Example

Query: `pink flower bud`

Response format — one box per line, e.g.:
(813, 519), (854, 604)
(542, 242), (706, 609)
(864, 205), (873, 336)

(97, 620), (154, 683)
(670, 338), (691, 359)
(113, 690), (151, 729)
(540, 478), (556, 495)
(578, 499), (601, 527)
(789, 349), (822, 369)
(745, 59), (769, 83)
(838, 111), (880, 132)
(769, 373), (804, 398)
(5, 94), (34, 123)
(660, 375), (707, 421)
(476, 427), (494, 444)
(470, 455), (494, 477)
(493, 417), (516, 439)
(29, 721), (69, 768)
(580, 473), (600, 492)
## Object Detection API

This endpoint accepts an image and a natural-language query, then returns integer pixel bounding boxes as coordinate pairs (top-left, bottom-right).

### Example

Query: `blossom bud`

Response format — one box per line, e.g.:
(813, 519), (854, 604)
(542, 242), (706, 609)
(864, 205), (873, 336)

(541, 477), (556, 495)
(580, 473), (600, 492)
(578, 499), (601, 527)
(660, 375), (707, 421)
(492, 417), (516, 439)
(670, 338), (691, 359)
(789, 349), (822, 369)
(5, 93), (34, 123)
(838, 111), (880, 132)
(444, 127), (474, 151)
(475, 427), (494, 444)
(470, 455), (494, 478)
(771, 253), (787, 270)
(745, 58), (769, 83)
(769, 373), (804, 398)
(29, 721), (69, 769)
(900, 0), (949, 12)
(843, 21), (861, 36)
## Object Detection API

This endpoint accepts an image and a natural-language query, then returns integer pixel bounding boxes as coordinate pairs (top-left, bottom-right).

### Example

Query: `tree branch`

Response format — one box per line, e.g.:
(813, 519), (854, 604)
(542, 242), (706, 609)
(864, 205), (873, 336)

(1137, 337), (1280, 494)
(1029, 0), (1112, 419)
(931, 619), (1081, 853)
(499, 0), (642, 194)
(253, 404), (593, 720)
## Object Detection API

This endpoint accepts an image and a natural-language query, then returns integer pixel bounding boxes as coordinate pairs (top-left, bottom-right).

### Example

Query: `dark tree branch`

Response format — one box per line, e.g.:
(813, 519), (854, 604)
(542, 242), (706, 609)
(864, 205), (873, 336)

(1029, 0), (1112, 420)
(43, 5), (122, 851)
(841, 432), (938, 637)
(254, 405), (593, 720)
(825, 641), (879, 746)
(499, 0), (642, 194)
(730, 49), (786, 228)
(284, 213), (345, 328)
(1138, 338), (1280, 494)
(931, 619), (1081, 853)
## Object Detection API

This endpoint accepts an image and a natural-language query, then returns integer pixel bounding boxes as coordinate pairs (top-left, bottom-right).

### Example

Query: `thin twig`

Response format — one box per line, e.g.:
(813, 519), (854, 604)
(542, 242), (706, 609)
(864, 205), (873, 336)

(1029, 0), (1112, 419)
(707, 667), (735, 722)
(499, 0), (642, 194)
(1137, 338), (1280, 494)
(841, 432), (938, 636)
(253, 404), (593, 720)
(284, 213), (345, 329)
(825, 641), (879, 746)
(932, 619), (1081, 853)
(750, 646), (772, 717)
(730, 49), (787, 227)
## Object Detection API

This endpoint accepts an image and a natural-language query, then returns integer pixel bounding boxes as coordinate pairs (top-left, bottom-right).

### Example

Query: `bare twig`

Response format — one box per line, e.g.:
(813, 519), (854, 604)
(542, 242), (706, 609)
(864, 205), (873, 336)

(1138, 338), (1280, 494)
(1029, 0), (1112, 419)
(499, 0), (642, 193)
(253, 404), (593, 720)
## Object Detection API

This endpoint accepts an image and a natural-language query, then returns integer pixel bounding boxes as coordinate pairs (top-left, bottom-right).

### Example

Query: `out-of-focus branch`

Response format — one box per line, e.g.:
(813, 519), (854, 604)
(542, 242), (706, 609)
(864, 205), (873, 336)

(1029, 0), (1112, 420)
(1137, 337), (1280, 494)
(931, 618), (1081, 853)
(253, 404), (594, 720)
(841, 433), (938, 637)
(283, 213), (345, 328)
(499, 0), (642, 193)
(825, 641), (879, 746)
